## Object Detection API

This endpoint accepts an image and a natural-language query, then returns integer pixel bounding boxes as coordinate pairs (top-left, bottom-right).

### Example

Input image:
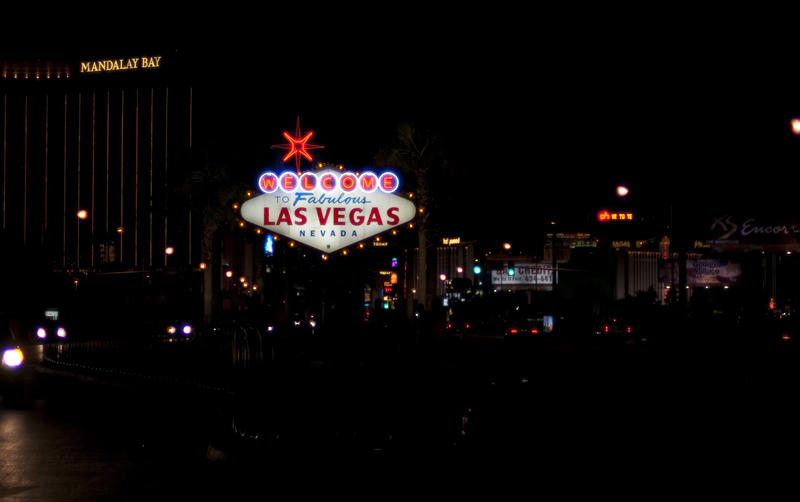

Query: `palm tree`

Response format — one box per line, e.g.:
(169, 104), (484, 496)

(189, 160), (249, 321)
(377, 123), (445, 314)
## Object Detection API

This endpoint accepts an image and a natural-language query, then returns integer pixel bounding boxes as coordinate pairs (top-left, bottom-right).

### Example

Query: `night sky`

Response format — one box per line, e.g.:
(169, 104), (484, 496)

(9, 19), (800, 246)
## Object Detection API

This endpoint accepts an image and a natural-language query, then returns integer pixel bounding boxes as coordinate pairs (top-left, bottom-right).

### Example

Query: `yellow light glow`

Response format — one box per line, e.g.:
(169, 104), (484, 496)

(408, 192), (414, 198)
(77, 210), (88, 220)
(225, 270), (233, 278)
(246, 191), (252, 197)
(232, 203), (239, 210)
(793, 119), (800, 135)
(256, 228), (262, 234)
(503, 242), (512, 250)
(243, 282), (248, 288)
(408, 223), (414, 229)
(392, 230), (398, 236)
(359, 243), (365, 249)
(116, 226), (124, 234)
(165, 247), (175, 255)
(418, 208), (424, 213)
(343, 250), (349, 256)
(252, 285), (258, 291)
(322, 254), (328, 261)
(376, 237), (381, 242)
(289, 242), (295, 248)
(239, 276), (246, 283)
(199, 262), (207, 270)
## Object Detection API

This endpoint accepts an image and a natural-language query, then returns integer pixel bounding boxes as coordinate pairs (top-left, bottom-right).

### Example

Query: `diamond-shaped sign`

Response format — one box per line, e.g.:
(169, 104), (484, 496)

(240, 169), (415, 253)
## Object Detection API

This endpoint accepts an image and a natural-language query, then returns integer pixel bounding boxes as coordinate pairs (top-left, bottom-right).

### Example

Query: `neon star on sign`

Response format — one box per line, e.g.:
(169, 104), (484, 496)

(271, 116), (324, 174)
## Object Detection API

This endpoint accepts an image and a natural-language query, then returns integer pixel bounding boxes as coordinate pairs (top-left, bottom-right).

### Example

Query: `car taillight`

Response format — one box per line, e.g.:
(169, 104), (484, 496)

(447, 323), (453, 330)
(603, 325), (610, 333)
(531, 328), (539, 334)
(464, 323), (471, 330)
(782, 333), (792, 341)
(510, 328), (518, 334)
(36, 327), (47, 339)
(56, 327), (67, 338)
(626, 326), (632, 334)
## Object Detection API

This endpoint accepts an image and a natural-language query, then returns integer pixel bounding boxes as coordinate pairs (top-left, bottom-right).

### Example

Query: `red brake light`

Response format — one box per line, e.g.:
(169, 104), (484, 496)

(531, 328), (539, 334)
(626, 326), (632, 334)
(603, 325), (610, 333)
(465, 323), (471, 330)
(447, 323), (452, 329)
(510, 328), (518, 334)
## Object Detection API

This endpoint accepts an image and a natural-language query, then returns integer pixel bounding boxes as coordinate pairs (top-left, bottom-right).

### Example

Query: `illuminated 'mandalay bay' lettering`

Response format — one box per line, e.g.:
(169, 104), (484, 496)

(80, 56), (162, 73)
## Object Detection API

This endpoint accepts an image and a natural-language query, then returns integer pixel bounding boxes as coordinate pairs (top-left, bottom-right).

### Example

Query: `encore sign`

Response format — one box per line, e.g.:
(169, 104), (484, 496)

(240, 169), (416, 253)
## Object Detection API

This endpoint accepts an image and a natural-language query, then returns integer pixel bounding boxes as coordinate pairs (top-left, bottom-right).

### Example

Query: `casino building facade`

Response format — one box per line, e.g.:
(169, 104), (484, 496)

(0, 53), (198, 272)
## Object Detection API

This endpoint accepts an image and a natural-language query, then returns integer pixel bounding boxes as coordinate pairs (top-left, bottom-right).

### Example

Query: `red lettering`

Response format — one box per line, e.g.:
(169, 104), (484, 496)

(294, 207), (307, 225)
(360, 175), (376, 191)
(300, 174), (316, 190)
(321, 175), (335, 191)
(260, 175), (277, 192)
(264, 207), (275, 225)
(341, 174), (356, 191)
(387, 207), (399, 225)
(349, 208), (364, 225)
(333, 208), (345, 225)
(367, 207), (383, 225)
(276, 207), (293, 225)
(282, 175), (296, 191)
(316, 207), (332, 225)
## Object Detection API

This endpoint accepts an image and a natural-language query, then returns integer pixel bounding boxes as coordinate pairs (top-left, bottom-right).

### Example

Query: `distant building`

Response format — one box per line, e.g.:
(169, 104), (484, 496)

(0, 53), (197, 271)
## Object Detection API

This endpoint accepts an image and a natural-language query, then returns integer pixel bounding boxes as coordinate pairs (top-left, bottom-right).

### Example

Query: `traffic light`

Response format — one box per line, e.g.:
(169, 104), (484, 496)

(507, 261), (515, 277)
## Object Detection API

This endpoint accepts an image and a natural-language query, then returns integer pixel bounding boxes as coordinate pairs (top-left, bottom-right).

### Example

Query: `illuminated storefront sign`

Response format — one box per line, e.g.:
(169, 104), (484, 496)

(598, 210), (634, 222)
(79, 56), (162, 74)
(241, 169), (415, 253)
(490, 264), (553, 286)
(442, 237), (462, 246)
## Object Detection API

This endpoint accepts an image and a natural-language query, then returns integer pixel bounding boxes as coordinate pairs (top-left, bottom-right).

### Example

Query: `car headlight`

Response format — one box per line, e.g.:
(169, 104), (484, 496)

(56, 327), (67, 338)
(36, 327), (47, 339)
(2, 348), (24, 368)
(182, 324), (193, 335)
(167, 325), (177, 335)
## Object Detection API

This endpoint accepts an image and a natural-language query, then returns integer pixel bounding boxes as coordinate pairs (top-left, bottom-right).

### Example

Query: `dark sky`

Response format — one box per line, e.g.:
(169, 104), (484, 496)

(172, 26), (800, 244)
(11, 18), (799, 244)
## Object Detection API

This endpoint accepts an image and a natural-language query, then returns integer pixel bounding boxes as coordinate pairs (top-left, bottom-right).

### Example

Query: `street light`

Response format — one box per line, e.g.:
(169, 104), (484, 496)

(77, 209), (88, 220)
(792, 118), (800, 135)
(616, 185), (629, 197)
(503, 242), (512, 251)
(165, 246), (175, 255)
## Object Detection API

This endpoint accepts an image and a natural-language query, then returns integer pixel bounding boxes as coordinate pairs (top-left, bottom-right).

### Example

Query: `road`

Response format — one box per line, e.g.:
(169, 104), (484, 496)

(2, 334), (799, 499)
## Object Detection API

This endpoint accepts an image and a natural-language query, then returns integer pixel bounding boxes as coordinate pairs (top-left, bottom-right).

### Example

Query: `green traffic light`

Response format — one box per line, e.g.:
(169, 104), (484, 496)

(473, 265), (482, 274)
(508, 268), (515, 276)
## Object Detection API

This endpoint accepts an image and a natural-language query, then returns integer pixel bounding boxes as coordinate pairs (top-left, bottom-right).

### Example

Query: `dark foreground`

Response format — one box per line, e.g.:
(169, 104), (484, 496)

(2, 327), (799, 499)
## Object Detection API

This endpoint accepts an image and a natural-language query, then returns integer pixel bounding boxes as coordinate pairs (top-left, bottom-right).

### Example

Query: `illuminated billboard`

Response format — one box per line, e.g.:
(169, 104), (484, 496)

(240, 169), (415, 253)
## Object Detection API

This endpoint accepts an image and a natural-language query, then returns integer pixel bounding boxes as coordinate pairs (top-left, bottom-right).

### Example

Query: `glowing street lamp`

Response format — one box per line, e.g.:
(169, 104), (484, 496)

(616, 185), (629, 197)
(792, 118), (800, 135)
(77, 209), (88, 220)
(503, 242), (512, 251)
(165, 246), (175, 255)
(439, 273), (447, 281)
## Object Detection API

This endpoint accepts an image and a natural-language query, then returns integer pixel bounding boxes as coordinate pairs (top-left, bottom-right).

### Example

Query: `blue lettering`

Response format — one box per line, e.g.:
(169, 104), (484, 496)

(300, 230), (306, 237)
